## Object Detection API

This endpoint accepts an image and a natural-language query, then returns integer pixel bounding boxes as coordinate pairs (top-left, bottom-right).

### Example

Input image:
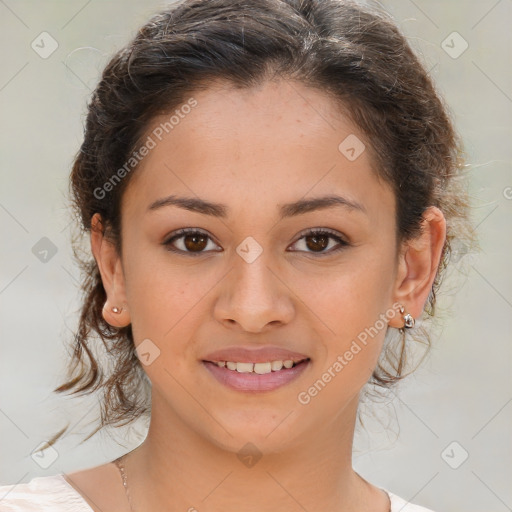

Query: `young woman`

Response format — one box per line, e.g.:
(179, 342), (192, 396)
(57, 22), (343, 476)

(0, 0), (474, 510)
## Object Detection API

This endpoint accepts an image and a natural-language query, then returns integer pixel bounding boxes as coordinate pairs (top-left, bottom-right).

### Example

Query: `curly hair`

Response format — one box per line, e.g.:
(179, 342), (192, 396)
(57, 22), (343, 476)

(48, 0), (476, 446)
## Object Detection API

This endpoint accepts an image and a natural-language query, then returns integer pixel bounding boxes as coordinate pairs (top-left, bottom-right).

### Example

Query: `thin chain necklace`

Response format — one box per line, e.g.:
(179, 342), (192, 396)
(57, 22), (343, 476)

(114, 456), (135, 512)
(114, 455), (392, 512)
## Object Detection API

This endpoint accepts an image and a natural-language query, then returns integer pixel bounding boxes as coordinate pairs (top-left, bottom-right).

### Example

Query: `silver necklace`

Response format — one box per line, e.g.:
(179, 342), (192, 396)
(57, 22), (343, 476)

(114, 456), (392, 512)
(114, 456), (135, 512)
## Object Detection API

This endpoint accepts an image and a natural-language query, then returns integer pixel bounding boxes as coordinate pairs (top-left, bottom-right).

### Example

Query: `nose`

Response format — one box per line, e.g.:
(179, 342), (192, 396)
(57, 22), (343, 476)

(213, 251), (295, 333)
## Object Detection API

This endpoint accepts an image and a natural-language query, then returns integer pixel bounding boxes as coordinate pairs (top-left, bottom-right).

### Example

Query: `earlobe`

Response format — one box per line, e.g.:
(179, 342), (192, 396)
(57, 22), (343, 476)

(389, 206), (447, 328)
(90, 213), (131, 328)
(102, 300), (131, 328)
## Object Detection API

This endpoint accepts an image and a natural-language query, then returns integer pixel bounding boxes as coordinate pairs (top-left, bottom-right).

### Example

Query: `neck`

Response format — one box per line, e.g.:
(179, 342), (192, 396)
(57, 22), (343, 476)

(122, 390), (386, 512)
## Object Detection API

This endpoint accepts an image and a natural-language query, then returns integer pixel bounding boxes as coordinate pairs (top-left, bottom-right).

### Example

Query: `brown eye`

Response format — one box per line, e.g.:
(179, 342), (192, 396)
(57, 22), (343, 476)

(183, 233), (208, 252)
(305, 233), (330, 252)
(290, 229), (349, 255)
(163, 229), (220, 255)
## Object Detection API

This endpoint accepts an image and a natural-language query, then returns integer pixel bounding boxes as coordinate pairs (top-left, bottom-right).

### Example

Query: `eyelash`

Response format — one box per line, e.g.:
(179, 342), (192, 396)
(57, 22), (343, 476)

(162, 228), (350, 257)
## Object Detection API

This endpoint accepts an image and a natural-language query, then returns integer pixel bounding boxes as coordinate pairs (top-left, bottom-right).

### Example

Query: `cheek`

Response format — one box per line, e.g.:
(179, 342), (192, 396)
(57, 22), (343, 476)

(123, 250), (222, 353)
(290, 248), (396, 393)
(292, 266), (393, 412)
(124, 228), (396, 380)
(293, 249), (396, 337)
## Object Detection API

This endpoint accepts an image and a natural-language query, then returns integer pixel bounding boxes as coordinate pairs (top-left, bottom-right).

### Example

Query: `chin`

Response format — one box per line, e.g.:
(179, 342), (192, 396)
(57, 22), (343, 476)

(197, 407), (307, 455)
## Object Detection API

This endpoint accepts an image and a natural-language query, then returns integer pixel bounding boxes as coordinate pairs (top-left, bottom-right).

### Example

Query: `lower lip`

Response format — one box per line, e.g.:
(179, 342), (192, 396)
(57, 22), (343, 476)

(203, 360), (310, 392)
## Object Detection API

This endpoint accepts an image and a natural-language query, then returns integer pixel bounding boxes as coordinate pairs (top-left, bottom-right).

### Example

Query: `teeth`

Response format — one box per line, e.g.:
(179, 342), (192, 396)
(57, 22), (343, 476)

(214, 359), (305, 373)
(236, 362), (254, 373)
(271, 360), (283, 371)
(254, 362), (272, 374)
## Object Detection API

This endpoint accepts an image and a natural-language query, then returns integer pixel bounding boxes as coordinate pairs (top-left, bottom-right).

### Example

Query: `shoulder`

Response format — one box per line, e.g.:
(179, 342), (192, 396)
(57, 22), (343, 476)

(0, 475), (93, 512)
(387, 491), (437, 512)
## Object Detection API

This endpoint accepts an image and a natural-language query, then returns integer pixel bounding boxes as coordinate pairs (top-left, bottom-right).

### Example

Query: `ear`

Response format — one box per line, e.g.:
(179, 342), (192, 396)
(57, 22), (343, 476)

(90, 213), (131, 328)
(388, 206), (447, 328)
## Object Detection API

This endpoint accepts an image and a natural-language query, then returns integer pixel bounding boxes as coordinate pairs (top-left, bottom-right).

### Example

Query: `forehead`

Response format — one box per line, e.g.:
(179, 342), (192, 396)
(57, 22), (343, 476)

(121, 79), (394, 223)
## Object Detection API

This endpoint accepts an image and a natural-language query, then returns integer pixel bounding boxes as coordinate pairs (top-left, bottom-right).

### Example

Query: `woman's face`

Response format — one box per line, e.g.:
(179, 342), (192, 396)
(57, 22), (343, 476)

(111, 79), (406, 452)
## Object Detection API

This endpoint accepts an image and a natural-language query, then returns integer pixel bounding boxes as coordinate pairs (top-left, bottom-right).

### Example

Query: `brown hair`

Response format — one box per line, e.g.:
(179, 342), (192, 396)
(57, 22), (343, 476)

(50, 0), (475, 445)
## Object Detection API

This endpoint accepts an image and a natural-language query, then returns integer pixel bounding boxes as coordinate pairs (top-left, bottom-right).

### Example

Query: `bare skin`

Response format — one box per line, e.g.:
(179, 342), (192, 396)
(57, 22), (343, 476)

(64, 78), (446, 512)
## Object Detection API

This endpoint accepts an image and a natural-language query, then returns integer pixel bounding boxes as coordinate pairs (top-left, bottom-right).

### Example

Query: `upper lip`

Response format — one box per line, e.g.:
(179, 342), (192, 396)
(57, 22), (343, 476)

(203, 346), (310, 364)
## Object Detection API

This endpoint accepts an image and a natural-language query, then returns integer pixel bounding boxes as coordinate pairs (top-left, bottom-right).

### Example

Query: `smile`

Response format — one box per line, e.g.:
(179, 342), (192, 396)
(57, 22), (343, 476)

(212, 359), (307, 374)
(202, 358), (311, 392)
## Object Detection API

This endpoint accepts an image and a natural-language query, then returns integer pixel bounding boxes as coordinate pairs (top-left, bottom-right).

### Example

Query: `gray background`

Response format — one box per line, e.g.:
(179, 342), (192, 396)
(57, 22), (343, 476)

(0, 1), (511, 511)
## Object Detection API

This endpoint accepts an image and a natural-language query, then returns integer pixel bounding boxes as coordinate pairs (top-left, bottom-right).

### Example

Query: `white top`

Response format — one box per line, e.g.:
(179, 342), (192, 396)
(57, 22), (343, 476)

(0, 475), (436, 511)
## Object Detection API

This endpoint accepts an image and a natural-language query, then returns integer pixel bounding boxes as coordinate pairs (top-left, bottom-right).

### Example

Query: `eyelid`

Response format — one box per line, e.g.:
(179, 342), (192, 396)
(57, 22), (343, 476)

(165, 227), (215, 241)
(287, 227), (350, 255)
(163, 226), (350, 257)
(292, 227), (349, 245)
(162, 228), (222, 255)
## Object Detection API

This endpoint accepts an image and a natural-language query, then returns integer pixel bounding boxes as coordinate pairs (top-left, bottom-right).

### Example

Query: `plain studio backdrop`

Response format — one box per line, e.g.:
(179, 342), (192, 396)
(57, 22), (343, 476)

(0, 1), (511, 511)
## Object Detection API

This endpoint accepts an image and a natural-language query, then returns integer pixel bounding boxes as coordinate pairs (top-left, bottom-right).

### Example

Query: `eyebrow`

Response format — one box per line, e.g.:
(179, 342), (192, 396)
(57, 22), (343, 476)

(147, 194), (367, 218)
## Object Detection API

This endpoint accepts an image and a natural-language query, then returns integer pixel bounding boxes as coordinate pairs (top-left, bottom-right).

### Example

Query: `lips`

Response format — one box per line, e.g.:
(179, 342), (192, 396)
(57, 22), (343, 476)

(203, 358), (311, 392)
(202, 346), (309, 364)
(201, 345), (311, 392)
